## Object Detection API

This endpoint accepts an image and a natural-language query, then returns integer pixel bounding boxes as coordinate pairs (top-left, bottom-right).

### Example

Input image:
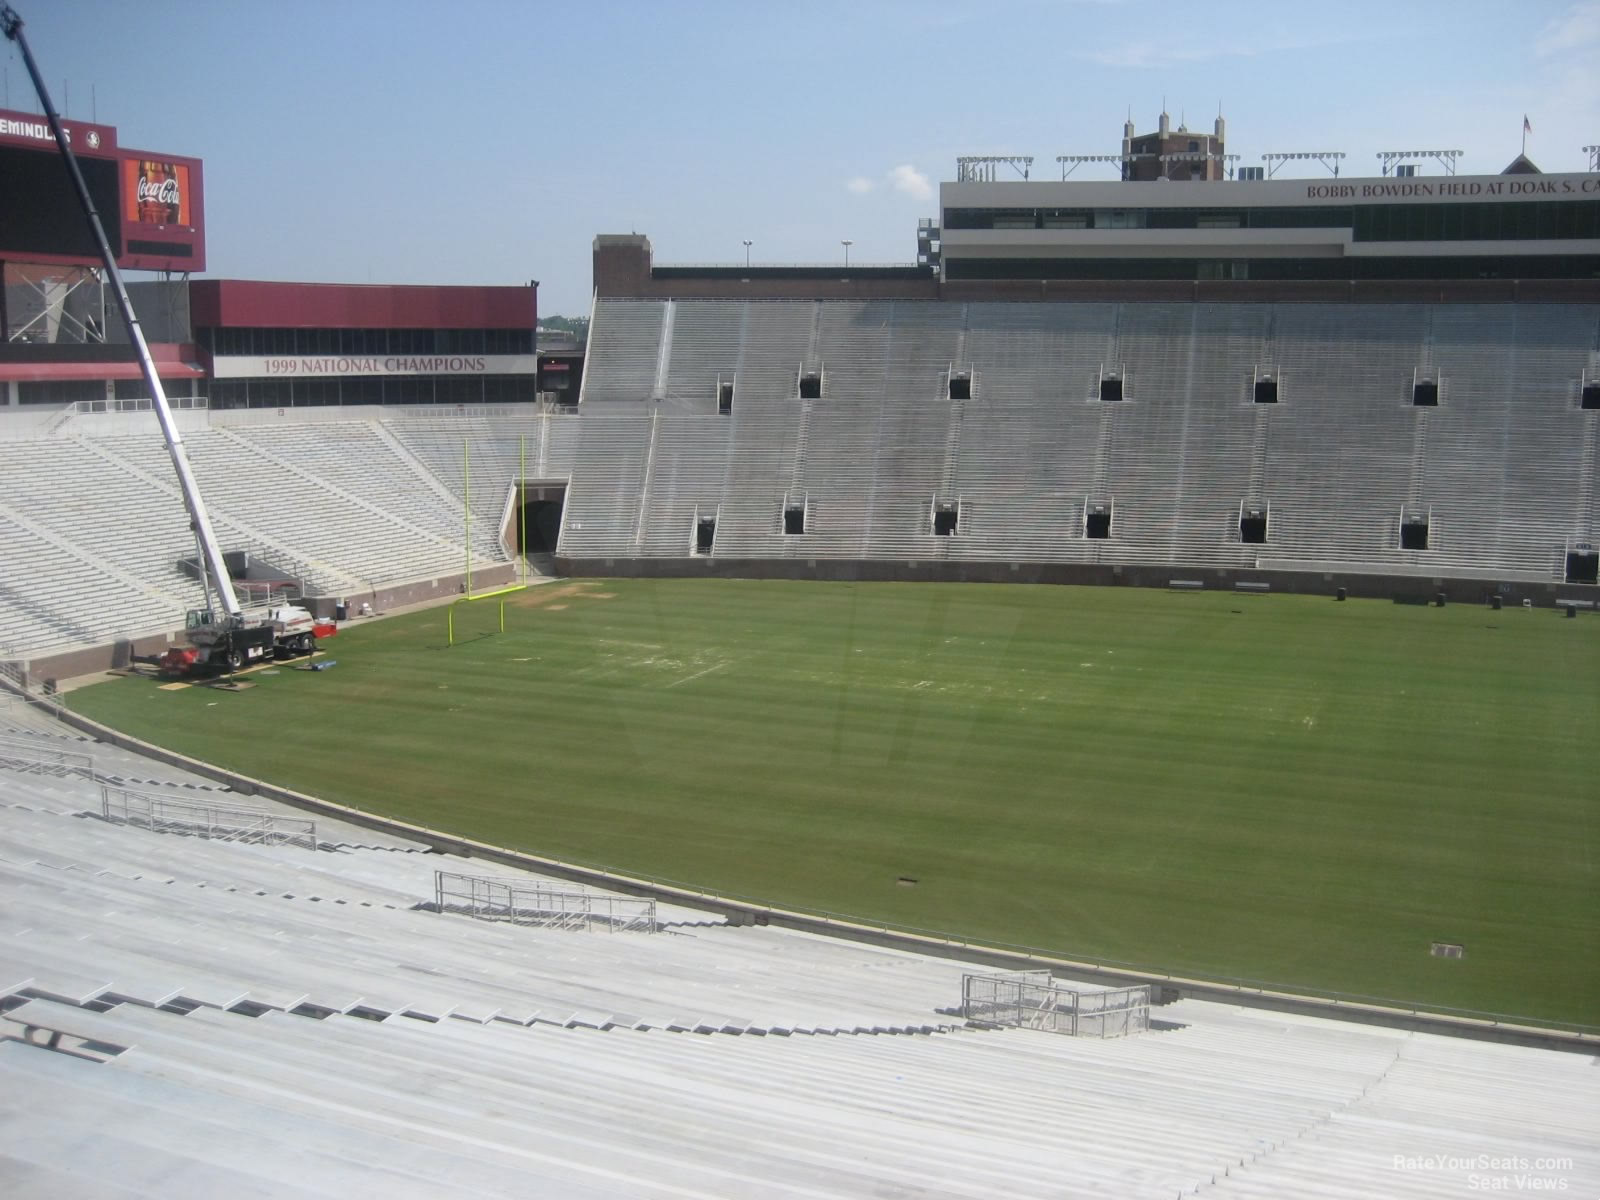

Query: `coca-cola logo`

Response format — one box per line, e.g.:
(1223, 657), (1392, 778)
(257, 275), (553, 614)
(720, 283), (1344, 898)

(137, 177), (181, 205)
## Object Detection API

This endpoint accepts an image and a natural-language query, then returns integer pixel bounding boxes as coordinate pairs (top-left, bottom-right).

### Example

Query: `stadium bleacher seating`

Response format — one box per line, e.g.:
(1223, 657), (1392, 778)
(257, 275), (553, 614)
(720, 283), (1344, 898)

(1, 688), (1596, 1198)
(0, 422), (507, 657)
(3, 290), (1598, 1191)
(0, 298), (1595, 661)
(575, 298), (1600, 574)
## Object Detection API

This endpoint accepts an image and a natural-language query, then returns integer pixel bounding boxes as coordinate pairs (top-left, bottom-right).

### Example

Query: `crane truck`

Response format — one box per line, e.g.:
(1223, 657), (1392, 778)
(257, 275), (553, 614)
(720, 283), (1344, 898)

(4, 3), (339, 681)
(159, 605), (339, 677)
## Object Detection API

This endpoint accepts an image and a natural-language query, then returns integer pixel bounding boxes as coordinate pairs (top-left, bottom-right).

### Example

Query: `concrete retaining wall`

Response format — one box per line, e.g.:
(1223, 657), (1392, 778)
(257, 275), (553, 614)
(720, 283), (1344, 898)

(556, 555), (1596, 610)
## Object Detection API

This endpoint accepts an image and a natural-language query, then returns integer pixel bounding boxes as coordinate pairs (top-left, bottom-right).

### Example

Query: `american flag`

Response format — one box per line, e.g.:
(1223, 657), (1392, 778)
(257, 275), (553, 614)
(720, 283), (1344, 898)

(1524, 115), (1532, 134)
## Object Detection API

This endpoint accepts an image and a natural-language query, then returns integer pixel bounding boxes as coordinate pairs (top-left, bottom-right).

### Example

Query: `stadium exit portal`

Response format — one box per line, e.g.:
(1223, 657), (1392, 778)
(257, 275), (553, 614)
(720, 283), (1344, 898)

(511, 481), (566, 557)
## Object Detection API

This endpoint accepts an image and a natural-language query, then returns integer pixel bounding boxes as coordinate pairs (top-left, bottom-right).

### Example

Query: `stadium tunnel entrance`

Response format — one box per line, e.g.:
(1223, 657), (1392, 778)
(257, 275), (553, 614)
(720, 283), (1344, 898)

(503, 480), (568, 557)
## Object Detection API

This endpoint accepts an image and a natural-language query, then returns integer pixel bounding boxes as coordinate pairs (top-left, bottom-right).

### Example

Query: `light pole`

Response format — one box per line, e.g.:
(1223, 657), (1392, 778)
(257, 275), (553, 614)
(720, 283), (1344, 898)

(742, 239), (752, 267)
(841, 239), (853, 267)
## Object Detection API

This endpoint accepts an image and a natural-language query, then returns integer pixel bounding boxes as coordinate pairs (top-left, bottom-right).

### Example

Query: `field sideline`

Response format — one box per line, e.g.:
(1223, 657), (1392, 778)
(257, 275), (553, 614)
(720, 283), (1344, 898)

(71, 578), (1599, 1026)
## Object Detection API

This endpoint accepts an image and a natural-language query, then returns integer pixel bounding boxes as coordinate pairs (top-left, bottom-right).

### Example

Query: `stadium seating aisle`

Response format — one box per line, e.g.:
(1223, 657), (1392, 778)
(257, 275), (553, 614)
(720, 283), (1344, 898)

(558, 415), (655, 557)
(223, 423), (486, 561)
(864, 306), (955, 557)
(635, 417), (732, 557)
(581, 299), (667, 405)
(1162, 304), (1266, 565)
(662, 299), (750, 410)
(175, 430), (483, 586)
(380, 412), (540, 559)
(1429, 304), (1590, 577)
(943, 303), (1102, 560)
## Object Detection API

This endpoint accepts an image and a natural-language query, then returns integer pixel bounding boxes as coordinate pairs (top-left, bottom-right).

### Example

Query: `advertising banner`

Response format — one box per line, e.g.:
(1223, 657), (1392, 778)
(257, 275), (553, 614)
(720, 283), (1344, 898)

(210, 354), (539, 379)
(118, 147), (206, 272)
(124, 158), (192, 227)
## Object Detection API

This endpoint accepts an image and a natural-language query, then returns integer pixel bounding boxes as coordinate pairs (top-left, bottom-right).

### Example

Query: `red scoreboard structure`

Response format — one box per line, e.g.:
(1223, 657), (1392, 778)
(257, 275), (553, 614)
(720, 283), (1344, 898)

(1, 104), (540, 412)
(0, 105), (205, 273)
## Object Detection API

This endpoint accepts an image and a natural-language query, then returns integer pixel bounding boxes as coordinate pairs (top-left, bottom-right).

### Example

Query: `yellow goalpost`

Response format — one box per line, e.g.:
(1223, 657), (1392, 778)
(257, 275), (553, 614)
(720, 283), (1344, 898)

(447, 584), (527, 646)
(446, 434), (532, 646)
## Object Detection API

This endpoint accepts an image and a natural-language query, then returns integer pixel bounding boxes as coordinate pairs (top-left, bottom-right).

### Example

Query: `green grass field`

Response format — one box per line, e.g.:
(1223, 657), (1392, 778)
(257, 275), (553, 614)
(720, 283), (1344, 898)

(70, 578), (1599, 1027)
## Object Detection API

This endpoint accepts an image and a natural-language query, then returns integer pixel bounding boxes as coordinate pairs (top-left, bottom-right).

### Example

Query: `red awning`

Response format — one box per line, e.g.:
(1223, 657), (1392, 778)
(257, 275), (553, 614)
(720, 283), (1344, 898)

(0, 359), (205, 382)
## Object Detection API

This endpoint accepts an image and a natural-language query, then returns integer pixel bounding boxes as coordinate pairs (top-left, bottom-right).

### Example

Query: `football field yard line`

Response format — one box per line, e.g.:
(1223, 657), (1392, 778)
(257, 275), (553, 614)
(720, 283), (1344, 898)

(664, 661), (730, 689)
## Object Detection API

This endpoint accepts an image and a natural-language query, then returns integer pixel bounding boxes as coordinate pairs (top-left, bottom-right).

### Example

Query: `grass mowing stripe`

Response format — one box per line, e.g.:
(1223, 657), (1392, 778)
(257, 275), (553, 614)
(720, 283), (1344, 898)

(69, 578), (1598, 1026)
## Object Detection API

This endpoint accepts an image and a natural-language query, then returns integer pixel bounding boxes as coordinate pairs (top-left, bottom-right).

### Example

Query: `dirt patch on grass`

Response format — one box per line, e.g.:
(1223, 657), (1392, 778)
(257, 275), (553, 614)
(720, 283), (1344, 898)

(506, 583), (593, 609)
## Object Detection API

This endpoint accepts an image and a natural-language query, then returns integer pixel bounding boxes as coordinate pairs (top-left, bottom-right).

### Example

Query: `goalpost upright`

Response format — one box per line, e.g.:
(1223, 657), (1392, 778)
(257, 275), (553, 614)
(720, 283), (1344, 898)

(520, 433), (527, 587)
(447, 434), (533, 645)
(446, 583), (527, 646)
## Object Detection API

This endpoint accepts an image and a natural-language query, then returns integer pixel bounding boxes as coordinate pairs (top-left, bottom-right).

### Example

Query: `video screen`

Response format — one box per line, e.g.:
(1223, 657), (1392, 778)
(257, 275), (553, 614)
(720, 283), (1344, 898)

(0, 144), (123, 259)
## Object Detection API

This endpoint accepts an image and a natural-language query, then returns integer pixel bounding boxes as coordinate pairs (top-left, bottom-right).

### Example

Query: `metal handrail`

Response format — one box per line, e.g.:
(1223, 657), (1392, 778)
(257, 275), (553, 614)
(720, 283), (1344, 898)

(73, 397), (209, 414)
(434, 870), (657, 933)
(962, 972), (1151, 1038)
(100, 784), (318, 850)
(0, 733), (95, 777)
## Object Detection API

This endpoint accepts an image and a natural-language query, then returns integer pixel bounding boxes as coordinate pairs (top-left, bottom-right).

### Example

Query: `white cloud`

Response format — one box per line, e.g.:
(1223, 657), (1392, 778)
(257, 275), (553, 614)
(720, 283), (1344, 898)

(846, 165), (933, 203)
(887, 164), (933, 202)
(1536, 1), (1600, 55)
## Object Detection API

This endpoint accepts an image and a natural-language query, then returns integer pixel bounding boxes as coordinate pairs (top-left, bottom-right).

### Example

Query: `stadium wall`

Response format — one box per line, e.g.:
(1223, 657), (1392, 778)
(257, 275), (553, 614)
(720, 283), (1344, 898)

(555, 554), (1594, 608)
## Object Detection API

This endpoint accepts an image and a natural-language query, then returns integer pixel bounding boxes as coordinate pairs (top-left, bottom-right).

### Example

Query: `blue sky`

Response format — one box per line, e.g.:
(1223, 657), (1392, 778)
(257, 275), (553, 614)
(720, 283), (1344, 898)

(6, 0), (1597, 316)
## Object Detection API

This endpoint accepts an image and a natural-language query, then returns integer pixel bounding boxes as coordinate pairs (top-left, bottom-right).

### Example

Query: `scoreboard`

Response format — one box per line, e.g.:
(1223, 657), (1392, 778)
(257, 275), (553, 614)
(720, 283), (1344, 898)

(0, 107), (205, 272)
